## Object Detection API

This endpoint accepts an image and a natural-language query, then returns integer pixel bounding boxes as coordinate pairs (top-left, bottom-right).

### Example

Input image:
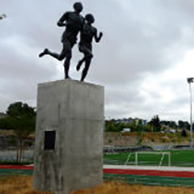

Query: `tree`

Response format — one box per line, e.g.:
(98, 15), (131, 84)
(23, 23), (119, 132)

(136, 120), (143, 145)
(168, 121), (177, 128)
(116, 122), (126, 132)
(178, 120), (185, 129)
(184, 122), (190, 130)
(148, 115), (161, 132)
(181, 129), (187, 137)
(6, 102), (36, 163)
(127, 119), (137, 132)
(0, 116), (12, 129)
(105, 120), (117, 132)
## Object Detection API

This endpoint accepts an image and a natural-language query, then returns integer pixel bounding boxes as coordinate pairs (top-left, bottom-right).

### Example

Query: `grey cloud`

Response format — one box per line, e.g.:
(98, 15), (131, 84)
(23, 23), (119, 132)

(1, 0), (194, 122)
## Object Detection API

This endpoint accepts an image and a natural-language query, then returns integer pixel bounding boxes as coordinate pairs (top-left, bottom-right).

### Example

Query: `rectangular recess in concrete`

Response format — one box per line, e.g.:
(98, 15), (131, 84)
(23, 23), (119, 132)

(44, 131), (56, 150)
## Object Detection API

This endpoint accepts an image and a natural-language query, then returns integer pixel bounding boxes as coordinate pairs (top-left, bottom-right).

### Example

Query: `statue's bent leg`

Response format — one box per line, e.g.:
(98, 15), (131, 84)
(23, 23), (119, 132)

(39, 48), (66, 60)
(39, 40), (70, 60)
(76, 45), (85, 71)
(77, 57), (85, 71)
(77, 46), (92, 71)
(80, 58), (91, 82)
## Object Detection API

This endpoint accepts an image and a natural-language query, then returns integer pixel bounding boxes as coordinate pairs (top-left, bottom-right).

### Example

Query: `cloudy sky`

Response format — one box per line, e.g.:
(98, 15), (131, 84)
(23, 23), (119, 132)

(1, 0), (194, 122)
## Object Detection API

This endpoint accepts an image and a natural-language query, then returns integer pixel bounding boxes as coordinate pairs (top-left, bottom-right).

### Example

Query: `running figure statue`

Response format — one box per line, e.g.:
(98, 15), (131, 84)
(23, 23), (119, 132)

(39, 2), (84, 79)
(77, 13), (103, 81)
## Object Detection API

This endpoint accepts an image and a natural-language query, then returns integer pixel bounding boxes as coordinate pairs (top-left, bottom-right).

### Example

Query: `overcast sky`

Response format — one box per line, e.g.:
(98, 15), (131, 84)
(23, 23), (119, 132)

(1, 0), (194, 122)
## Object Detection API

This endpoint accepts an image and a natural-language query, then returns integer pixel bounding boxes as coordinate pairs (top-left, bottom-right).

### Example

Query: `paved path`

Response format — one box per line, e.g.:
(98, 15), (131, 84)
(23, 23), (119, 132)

(104, 165), (194, 171)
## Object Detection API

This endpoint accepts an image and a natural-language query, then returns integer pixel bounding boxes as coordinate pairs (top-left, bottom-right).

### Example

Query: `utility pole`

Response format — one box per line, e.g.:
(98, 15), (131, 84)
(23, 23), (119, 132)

(187, 77), (194, 148)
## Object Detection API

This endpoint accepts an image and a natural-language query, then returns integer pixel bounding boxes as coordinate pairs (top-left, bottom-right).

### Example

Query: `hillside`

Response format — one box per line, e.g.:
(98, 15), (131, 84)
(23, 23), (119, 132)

(104, 132), (190, 146)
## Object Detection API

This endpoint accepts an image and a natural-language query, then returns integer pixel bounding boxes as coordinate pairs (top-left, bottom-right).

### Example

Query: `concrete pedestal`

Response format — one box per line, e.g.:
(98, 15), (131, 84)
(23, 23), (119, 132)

(33, 79), (104, 194)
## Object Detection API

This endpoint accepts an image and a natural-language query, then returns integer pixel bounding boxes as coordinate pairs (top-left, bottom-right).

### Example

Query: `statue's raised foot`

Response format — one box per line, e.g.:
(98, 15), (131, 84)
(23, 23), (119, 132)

(39, 48), (49, 57)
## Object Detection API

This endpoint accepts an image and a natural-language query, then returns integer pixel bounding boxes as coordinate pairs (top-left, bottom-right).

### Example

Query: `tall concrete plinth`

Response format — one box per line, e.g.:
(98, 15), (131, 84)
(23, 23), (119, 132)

(33, 79), (104, 194)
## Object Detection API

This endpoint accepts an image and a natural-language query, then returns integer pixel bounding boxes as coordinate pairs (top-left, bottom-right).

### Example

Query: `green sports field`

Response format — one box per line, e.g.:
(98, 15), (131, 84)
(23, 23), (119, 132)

(104, 150), (194, 167)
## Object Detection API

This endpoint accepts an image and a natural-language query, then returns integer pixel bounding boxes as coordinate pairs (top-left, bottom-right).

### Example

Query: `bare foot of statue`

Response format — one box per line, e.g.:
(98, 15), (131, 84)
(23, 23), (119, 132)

(39, 48), (49, 57)
(65, 76), (71, 79)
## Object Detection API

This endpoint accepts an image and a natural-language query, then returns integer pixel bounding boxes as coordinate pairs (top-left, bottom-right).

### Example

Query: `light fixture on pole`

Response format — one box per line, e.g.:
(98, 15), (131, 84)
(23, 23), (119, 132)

(187, 77), (194, 148)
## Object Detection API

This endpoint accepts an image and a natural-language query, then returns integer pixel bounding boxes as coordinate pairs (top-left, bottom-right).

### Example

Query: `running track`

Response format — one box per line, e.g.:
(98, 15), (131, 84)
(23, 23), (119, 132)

(1, 165), (194, 178)
(1, 165), (194, 187)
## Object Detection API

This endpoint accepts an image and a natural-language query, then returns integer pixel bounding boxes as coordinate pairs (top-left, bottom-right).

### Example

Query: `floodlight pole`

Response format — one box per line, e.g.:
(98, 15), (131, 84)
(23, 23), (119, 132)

(187, 78), (194, 148)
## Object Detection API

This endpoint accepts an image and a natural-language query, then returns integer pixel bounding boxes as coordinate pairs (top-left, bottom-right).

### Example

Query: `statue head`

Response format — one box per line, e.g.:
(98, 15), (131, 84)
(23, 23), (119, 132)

(73, 2), (83, 13)
(85, 13), (95, 24)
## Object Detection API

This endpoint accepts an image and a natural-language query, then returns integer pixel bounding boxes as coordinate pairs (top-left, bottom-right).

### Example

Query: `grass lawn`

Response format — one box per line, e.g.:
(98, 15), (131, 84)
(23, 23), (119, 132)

(104, 150), (194, 167)
(2, 175), (194, 194)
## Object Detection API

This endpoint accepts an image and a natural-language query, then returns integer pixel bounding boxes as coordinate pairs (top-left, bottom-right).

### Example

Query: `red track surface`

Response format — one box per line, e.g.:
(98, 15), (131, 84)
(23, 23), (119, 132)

(103, 169), (194, 178)
(1, 165), (194, 178)
(0, 165), (33, 170)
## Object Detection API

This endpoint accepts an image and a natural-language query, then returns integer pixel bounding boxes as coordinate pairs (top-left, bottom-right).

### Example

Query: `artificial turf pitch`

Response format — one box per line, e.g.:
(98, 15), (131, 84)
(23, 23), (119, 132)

(104, 150), (194, 167)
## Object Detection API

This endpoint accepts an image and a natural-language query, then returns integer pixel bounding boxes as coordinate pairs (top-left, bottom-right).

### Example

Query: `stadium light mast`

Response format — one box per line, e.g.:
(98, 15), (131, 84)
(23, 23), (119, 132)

(187, 77), (194, 148)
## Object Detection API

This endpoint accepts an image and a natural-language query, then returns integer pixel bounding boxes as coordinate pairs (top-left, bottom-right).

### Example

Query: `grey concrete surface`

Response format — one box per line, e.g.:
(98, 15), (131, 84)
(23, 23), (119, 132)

(33, 79), (104, 194)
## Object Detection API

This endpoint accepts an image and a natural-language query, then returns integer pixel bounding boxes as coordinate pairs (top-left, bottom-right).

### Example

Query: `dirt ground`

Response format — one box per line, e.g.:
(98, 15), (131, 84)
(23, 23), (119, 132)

(1, 176), (194, 194)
